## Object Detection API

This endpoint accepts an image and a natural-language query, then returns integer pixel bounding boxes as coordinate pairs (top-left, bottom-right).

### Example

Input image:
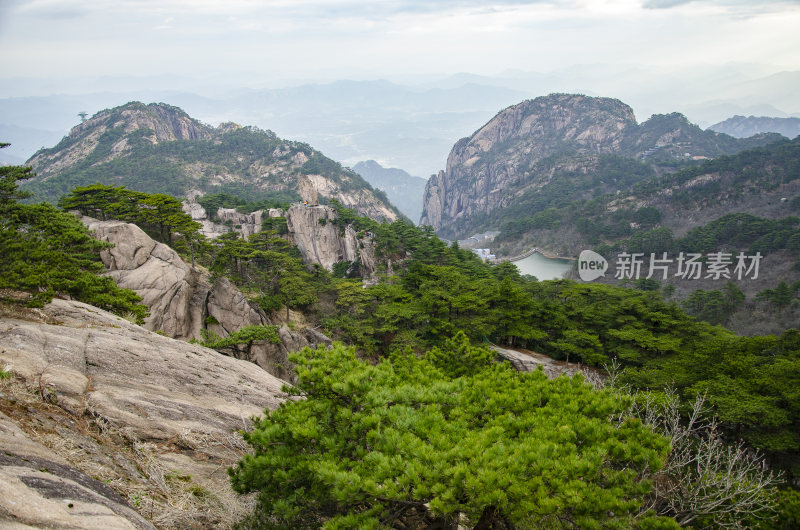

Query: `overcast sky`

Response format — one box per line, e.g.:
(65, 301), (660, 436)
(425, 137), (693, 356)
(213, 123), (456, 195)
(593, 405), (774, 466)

(1, 0), (799, 91)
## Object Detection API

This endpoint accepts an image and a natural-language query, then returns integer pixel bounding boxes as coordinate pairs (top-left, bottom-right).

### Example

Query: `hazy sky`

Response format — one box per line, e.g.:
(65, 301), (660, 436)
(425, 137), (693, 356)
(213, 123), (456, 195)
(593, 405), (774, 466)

(1, 0), (799, 89)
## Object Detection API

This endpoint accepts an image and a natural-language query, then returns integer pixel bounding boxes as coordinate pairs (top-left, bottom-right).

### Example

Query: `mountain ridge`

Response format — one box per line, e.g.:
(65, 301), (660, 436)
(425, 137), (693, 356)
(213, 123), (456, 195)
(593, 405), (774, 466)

(709, 115), (800, 139)
(23, 101), (400, 223)
(352, 160), (428, 222)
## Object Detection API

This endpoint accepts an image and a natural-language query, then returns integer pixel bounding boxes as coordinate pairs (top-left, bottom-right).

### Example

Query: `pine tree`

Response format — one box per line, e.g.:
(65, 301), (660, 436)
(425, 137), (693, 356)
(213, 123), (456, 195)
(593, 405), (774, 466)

(230, 341), (674, 528)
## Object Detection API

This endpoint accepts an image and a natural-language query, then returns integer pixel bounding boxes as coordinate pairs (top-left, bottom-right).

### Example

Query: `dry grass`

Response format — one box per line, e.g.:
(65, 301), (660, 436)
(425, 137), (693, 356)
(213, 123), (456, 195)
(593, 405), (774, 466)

(0, 374), (254, 529)
(0, 298), (62, 325)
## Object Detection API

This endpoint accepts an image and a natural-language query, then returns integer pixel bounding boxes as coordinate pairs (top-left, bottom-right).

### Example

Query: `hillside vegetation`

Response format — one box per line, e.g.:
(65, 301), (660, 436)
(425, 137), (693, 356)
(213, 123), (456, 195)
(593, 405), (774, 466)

(3, 148), (799, 527)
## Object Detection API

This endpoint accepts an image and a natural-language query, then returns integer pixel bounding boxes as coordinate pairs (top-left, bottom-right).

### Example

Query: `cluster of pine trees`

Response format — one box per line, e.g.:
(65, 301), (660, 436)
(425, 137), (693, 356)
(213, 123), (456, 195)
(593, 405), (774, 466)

(0, 147), (146, 319)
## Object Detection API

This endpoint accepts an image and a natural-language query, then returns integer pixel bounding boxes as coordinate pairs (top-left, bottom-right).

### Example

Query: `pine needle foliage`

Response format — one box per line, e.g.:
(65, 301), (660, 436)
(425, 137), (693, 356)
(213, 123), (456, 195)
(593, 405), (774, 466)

(230, 341), (673, 529)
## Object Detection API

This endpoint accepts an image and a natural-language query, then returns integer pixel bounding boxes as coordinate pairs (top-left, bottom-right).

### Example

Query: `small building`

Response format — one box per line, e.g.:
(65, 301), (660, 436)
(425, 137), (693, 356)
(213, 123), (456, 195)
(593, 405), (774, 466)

(472, 248), (496, 261)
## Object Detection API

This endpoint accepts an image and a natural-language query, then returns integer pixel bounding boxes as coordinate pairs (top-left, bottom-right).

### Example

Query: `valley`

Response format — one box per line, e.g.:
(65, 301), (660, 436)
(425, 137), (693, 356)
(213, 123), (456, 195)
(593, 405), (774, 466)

(2, 91), (800, 529)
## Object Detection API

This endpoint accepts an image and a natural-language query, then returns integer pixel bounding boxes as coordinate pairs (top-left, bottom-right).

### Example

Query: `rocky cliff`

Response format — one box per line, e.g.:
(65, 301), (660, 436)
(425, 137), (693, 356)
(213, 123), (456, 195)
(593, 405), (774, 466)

(420, 94), (783, 239)
(81, 214), (329, 381)
(181, 199), (380, 277)
(24, 102), (400, 224)
(0, 299), (287, 528)
(285, 204), (377, 275)
(420, 94), (637, 236)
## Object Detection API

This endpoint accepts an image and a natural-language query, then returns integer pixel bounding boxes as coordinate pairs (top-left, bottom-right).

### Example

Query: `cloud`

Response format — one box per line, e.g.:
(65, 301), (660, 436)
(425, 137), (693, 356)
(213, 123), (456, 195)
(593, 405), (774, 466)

(13, 0), (96, 19)
(642, 0), (800, 10)
(642, 0), (691, 8)
(1, 0), (798, 83)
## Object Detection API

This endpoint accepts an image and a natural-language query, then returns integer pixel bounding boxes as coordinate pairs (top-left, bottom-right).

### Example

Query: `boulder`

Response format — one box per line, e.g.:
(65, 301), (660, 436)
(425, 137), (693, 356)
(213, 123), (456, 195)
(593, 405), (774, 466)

(84, 217), (205, 340)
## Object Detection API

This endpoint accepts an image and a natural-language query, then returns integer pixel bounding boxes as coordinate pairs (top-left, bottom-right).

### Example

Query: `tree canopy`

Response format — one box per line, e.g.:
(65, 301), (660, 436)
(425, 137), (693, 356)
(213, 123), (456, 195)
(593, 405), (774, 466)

(230, 339), (673, 529)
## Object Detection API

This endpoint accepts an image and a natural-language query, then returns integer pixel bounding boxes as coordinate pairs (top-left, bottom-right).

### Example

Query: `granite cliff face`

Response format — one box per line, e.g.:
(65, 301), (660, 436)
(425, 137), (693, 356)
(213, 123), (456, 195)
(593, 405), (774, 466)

(285, 204), (377, 275)
(0, 299), (287, 528)
(25, 102), (400, 223)
(420, 94), (636, 236)
(420, 94), (783, 239)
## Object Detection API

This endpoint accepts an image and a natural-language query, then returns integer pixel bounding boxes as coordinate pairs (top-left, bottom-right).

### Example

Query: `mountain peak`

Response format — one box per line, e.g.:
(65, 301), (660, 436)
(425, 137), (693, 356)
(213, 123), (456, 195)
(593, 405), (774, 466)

(421, 93), (784, 238)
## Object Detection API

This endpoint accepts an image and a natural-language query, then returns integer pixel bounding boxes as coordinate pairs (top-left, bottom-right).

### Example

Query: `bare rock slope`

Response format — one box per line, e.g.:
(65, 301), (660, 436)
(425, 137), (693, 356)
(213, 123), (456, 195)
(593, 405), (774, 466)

(0, 299), (287, 528)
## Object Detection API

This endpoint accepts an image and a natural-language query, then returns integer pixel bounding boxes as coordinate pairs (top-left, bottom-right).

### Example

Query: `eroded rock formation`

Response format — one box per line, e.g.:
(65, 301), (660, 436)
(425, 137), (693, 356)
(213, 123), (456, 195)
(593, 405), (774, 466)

(80, 215), (327, 380)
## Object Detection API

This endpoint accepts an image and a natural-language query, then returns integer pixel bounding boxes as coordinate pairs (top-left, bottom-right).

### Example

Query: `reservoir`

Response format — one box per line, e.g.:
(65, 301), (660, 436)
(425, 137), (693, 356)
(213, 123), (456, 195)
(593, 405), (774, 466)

(511, 252), (574, 280)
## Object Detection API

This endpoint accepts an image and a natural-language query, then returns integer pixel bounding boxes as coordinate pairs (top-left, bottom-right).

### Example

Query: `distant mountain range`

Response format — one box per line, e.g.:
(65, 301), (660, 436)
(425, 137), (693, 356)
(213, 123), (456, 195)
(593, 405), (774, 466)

(3, 66), (799, 178)
(0, 82), (528, 179)
(23, 102), (400, 222)
(709, 115), (800, 140)
(352, 160), (428, 223)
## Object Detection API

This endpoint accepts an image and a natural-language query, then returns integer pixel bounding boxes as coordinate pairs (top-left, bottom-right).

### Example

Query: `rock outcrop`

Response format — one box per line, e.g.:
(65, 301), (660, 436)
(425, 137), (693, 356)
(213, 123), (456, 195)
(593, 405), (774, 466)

(217, 208), (264, 239)
(181, 201), (381, 278)
(182, 195), (284, 240)
(0, 299), (287, 528)
(285, 204), (377, 275)
(80, 215), (327, 380)
(301, 173), (399, 222)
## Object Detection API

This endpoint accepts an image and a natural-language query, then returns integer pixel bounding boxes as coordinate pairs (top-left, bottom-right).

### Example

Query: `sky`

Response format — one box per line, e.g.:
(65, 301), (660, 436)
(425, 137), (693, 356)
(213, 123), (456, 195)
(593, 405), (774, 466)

(1, 0), (799, 91)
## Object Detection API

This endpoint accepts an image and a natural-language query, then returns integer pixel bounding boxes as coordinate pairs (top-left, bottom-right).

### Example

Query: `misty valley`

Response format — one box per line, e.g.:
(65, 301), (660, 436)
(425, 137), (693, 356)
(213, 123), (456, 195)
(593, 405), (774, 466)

(2, 2), (800, 522)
